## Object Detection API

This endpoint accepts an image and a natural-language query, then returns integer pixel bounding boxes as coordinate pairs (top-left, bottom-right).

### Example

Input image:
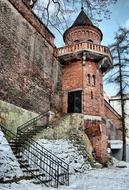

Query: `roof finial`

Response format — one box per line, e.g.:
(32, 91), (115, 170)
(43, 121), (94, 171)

(81, 0), (84, 11)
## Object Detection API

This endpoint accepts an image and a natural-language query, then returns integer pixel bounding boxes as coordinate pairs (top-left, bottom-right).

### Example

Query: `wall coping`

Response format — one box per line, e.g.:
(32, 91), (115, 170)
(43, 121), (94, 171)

(104, 99), (121, 119)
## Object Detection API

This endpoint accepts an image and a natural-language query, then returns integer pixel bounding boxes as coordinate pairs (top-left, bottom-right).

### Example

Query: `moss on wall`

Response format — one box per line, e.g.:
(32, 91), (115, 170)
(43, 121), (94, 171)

(34, 113), (100, 166)
(0, 100), (38, 133)
(36, 113), (93, 154)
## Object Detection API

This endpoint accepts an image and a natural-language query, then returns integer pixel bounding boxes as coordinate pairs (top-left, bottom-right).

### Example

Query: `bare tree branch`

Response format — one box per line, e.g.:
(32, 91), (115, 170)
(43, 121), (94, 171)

(31, 0), (118, 35)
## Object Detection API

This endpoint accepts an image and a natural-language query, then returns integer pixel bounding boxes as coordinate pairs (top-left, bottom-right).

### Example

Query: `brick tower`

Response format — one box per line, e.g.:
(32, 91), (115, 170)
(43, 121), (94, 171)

(58, 8), (112, 116)
(57, 8), (113, 164)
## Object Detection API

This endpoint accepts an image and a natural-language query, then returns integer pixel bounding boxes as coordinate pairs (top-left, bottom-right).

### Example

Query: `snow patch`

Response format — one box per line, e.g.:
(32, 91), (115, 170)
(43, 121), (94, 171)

(1, 131), (129, 190)
(38, 139), (92, 173)
(0, 131), (23, 181)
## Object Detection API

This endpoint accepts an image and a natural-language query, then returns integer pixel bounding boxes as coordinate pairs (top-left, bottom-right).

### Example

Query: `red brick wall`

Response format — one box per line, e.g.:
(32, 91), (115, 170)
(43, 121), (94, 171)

(82, 60), (104, 116)
(64, 25), (102, 45)
(62, 61), (83, 90)
(62, 61), (83, 112)
(104, 100), (122, 140)
(8, 0), (55, 46)
(62, 59), (104, 116)
(0, 0), (61, 113)
(84, 120), (108, 165)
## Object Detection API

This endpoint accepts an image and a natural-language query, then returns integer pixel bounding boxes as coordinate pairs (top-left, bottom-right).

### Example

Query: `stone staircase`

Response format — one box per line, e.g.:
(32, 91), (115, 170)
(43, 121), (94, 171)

(8, 138), (53, 186)
(36, 113), (95, 169)
(0, 112), (69, 188)
(70, 133), (89, 159)
(38, 138), (92, 174)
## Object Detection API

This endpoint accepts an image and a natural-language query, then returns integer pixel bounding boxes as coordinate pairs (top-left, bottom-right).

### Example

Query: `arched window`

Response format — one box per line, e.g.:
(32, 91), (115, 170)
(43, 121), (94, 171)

(74, 40), (80, 43)
(87, 39), (93, 43)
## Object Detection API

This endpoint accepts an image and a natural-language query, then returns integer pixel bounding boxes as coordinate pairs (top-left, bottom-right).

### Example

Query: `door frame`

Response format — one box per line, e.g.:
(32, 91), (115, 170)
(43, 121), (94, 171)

(67, 90), (82, 113)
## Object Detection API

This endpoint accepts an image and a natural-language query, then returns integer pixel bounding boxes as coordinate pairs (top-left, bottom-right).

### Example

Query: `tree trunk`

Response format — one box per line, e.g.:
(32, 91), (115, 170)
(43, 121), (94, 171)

(117, 45), (126, 161)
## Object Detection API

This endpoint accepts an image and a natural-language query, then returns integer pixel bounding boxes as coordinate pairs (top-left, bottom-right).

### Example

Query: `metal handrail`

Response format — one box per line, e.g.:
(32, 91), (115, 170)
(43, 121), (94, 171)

(1, 124), (69, 188)
(19, 138), (69, 187)
(18, 128), (68, 168)
(0, 125), (51, 185)
(17, 110), (59, 163)
(0, 124), (16, 141)
(17, 110), (49, 131)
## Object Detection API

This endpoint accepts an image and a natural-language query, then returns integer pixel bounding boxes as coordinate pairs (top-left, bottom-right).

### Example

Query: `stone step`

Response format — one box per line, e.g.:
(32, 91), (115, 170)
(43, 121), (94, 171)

(16, 155), (23, 159)
(10, 145), (17, 148)
(20, 131), (37, 135)
(1, 175), (37, 184)
(35, 173), (46, 177)
(11, 147), (17, 152)
(33, 177), (52, 184)
(20, 134), (34, 137)
(18, 159), (28, 163)
(22, 168), (40, 173)
(33, 125), (47, 131)
(12, 151), (18, 155)
(10, 138), (20, 142)
(20, 163), (30, 168)
(9, 141), (17, 144)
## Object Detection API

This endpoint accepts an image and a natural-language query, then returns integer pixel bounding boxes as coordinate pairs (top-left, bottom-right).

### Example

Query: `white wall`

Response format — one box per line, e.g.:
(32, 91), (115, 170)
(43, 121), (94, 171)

(108, 95), (129, 161)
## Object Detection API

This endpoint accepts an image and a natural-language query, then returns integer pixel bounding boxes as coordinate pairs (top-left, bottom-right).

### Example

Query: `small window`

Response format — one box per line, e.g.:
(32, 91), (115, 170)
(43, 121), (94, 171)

(92, 75), (96, 86)
(91, 91), (93, 99)
(87, 39), (93, 43)
(100, 83), (103, 93)
(87, 74), (90, 85)
(74, 40), (80, 43)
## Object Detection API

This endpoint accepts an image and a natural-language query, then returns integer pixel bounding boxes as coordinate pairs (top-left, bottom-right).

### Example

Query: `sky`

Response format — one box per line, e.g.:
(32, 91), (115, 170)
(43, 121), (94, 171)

(101, 0), (129, 96)
(100, 0), (129, 46)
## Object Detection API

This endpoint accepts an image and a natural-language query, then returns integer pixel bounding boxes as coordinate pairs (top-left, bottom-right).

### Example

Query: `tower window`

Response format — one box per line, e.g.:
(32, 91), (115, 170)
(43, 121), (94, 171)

(100, 83), (103, 94)
(87, 74), (90, 85)
(74, 40), (80, 43)
(91, 91), (93, 99)
(87, 39), (93, 43)
(92, 75), (96, 86)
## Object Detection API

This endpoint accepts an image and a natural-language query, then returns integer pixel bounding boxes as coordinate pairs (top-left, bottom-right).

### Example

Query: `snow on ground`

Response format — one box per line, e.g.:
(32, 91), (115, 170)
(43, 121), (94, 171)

(0, 131), (23, 181)
(1, 165), (129, 190)
(38, 139), (92, 173)
(0, 131), (129, 190)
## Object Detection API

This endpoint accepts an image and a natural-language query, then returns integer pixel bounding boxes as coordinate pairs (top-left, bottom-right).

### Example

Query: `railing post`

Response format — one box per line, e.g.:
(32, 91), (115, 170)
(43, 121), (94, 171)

(47, 111), (50, 125)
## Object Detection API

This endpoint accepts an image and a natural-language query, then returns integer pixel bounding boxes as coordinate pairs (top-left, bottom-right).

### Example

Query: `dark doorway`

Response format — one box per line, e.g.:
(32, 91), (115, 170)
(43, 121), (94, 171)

(68, 91), (82, 113)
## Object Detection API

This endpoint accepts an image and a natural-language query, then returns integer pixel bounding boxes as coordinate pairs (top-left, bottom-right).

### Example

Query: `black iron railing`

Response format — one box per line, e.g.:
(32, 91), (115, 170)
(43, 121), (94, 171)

(0, 115), (69, 188)
(0, 125), (37, 178)
(17, 111), (50, 135)
(0, 124), (16, 142)
(17, 131), (69, 187)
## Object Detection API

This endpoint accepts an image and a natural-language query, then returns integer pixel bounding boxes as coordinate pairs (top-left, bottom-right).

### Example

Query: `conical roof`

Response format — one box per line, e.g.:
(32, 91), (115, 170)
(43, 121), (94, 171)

(72, 9), (93, 27)
(63, 8), (103, 43)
